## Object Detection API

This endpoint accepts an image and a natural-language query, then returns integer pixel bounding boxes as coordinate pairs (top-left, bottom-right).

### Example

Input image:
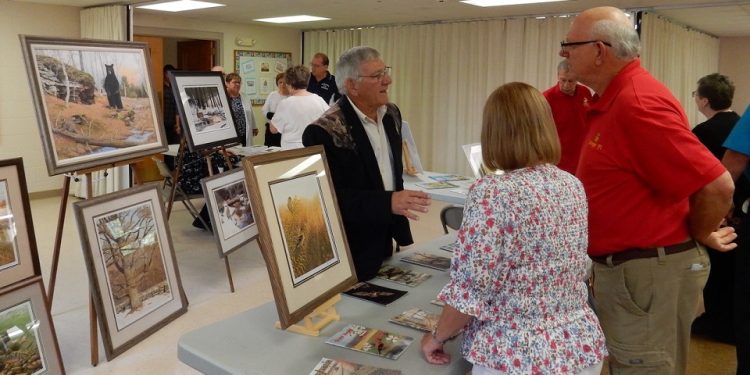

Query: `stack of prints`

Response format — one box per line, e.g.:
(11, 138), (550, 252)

(376, 265), (431, 287)
(325, 324), (413, 360)
(308, 357), (401, 375)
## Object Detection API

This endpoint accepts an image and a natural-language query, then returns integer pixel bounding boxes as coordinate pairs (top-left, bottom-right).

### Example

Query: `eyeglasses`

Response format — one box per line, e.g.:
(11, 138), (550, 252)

(358, 66), (392, 82)
(310, 63), (324, 68)
(560, 40), (612, 50)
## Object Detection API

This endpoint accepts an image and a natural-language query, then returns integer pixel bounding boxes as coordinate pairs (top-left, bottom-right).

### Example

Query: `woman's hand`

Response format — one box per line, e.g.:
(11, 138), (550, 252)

(421, 333), (451, 365)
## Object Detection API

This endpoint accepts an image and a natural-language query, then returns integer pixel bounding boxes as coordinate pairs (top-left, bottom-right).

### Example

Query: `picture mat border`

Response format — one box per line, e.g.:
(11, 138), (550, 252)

(169, 71), (240, 152)
(200, 168), (259, 257)
(73, 183), (188, 360)
(0, 276), (65, 374)
(242, 146), (357, 329)
(0, 159), (41, 289)
(19, 35), (168, 176)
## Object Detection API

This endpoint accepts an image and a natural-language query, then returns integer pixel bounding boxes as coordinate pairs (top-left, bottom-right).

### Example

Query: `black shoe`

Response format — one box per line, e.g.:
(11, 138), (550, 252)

(192, 218), (208, 230)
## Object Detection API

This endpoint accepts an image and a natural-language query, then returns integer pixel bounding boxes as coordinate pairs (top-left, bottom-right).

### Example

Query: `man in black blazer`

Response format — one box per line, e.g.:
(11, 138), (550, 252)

(302, 46), (431, 280)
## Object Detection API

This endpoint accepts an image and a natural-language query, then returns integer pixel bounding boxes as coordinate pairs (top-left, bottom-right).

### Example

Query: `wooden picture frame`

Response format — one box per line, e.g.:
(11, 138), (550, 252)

(168, 71), (240, 152)
(242, 146), (357, 329)
(0, 158), (42, 289)
(0, 276), (65, 374)
(233, 50), (292, 106)
(20, 35), (167, 176)
(73, 183), (188, 360)
(200, 168), (259, 257)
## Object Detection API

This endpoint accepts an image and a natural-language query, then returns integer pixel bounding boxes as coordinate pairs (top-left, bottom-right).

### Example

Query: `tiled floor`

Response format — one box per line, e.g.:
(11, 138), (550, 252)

(29, 194), (737, 374)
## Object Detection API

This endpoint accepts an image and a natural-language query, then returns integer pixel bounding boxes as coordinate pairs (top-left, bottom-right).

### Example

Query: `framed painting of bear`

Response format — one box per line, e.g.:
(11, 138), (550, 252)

(20, 36), (167, 176)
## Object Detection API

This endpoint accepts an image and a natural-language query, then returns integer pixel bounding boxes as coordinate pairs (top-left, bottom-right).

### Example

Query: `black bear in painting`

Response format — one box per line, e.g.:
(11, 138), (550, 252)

(103, 64), (123, 110)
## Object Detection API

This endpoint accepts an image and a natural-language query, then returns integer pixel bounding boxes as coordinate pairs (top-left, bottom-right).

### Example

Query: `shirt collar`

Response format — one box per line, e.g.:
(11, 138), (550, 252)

(347, 96), (386, 125)
(589, 58), (642, 113)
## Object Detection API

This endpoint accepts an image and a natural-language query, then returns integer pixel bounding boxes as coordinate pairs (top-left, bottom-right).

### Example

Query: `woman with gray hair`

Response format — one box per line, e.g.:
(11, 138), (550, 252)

(270, 65), (328, 149)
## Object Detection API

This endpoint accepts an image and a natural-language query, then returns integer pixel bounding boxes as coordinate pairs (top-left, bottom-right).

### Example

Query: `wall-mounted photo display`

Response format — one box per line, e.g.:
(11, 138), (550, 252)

(0, 158), (41, 290)
(0, 276), (65, 374)
(200, 168), (259, 256)
(20, 35), (166, 175)
(73, 183), (187, 360)
(242, 146), (356, 329)
(168, 71), (240, 152)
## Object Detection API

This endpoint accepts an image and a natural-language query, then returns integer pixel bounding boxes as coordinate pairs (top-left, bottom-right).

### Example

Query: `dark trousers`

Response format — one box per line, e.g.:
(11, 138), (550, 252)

(736, 218), (750, 375)
(264, 123), (281, 147)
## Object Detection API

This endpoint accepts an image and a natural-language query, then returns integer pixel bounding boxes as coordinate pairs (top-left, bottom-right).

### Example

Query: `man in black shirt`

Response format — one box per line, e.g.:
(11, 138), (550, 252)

(307, 52), (340, 104)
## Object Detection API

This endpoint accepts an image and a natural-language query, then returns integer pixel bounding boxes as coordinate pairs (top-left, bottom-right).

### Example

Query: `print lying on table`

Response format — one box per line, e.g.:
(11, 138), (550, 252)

(389, 308), (439, 332)
(325, 324), (413, 360)
(376, 264), (431, 287)
(429, 174), (471, 182)
(271, 172), (339, 287)
(308, 357), (401, 375)
(343, 281), (407, 306)
(439, 242), (459, 253)
(415, 181), (458, 190)
(400, 252), (451, 271)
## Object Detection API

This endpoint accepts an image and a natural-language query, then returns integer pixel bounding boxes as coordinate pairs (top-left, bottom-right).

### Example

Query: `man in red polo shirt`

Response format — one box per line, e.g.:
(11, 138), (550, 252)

(561, 6), (736, 375)
(543, 60), (592, 174)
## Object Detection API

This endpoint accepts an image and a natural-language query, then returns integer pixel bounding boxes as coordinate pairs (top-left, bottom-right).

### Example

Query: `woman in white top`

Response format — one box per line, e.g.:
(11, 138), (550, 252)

(270, 65), (329, 149)
(261, 72), (288, 147)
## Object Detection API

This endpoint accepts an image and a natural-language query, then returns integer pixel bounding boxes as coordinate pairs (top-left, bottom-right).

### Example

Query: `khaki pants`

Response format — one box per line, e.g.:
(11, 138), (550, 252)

(593, 245), (709, 375)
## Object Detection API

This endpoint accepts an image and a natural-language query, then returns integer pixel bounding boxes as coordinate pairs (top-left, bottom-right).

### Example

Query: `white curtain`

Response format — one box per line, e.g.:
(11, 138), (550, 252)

(304, 16), (571, 176)
(640, 12), (720, 128)
(74, 5), (131, 198)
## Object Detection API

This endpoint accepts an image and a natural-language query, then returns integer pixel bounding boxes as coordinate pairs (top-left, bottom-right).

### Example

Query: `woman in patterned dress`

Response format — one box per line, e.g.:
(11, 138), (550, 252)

(421, 82), (607, 374)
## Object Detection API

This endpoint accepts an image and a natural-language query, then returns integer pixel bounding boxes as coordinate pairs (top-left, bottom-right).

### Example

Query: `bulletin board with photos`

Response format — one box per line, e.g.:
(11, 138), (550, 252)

(234, 50), (292, 106)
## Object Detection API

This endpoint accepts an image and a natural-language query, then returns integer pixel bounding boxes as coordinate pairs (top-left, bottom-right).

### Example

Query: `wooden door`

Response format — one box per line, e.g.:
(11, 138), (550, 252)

(132, 35), (166, 183)
(178, 40), (215, 71)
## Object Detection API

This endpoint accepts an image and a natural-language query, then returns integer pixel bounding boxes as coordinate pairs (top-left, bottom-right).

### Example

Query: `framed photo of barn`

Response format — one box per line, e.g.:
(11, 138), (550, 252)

(242, 146), (356, 329)
(200, 168), (258, 257)
(0, 276), (65, 374)
(20, 35), (167, 176)
(0, 158), (42, 290)
(168, 71), (240, 152)
(73, 183), (187, 360)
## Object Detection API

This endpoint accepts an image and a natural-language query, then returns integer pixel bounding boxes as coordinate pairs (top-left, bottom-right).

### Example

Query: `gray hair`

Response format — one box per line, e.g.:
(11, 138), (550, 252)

(557, 60), (571, 72)
(591, 19), (641, 60)
(335, 46), (381, 95)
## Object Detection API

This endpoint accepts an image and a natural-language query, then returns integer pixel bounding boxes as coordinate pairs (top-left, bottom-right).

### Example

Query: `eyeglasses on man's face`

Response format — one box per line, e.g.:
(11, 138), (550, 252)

(560, 40), (612, 50)
(358, 66), (392, 82)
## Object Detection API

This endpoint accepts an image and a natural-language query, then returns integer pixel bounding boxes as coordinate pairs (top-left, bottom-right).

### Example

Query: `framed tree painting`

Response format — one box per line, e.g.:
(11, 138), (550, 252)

(168, 71), (240, 152)
(0, 158), (41, 289)
(0, 276), (65, 374)
(20, 35), (167, 176)
(242, 146), (357, 329)
(73, 183), (187, 360)
(200, 168), (258, 257)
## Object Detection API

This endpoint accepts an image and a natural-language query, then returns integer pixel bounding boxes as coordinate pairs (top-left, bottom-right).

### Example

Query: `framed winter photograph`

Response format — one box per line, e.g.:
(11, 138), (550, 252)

(0, 158), (42, 289)
(20, 35), (167, 176)
(0, 276), (65, 375)
(73, 183), (187, 360)
(200, 168), (258, 257)
(242, 146), (356, 329)
(168, 71), (240, 152)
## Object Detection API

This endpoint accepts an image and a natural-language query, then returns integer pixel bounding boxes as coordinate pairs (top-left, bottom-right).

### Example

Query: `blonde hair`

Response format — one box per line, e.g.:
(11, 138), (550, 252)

(481, 82), (560, 171)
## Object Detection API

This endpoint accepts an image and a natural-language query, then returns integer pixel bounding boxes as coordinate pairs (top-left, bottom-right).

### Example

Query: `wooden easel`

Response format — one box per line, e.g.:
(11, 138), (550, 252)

(46, 158), (148, 366)
(274, 294), (341, 337)
(166, 139), (239, 292)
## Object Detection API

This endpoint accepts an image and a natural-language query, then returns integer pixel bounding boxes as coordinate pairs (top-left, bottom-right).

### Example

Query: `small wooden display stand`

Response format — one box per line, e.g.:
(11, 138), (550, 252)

(274, 294), (342, 337)
(403, 141), (418, 176)
(167, 139), (239, 292)
(46, 157), (149, 366)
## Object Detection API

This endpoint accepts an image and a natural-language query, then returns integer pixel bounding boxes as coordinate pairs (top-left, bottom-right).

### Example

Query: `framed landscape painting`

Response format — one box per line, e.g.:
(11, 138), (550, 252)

(0, 276), (65, 374)
(169, 71), (240, 152)
(242, 146), (356, 329)
(20, 35), (167, 176)
(0, 158), (41, 289)
(200, 168), (258, 256)
(73, 183), (187, 360)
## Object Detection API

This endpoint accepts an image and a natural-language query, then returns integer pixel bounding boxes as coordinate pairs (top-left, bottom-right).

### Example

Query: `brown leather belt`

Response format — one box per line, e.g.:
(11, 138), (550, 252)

(590, 240), (697, 266)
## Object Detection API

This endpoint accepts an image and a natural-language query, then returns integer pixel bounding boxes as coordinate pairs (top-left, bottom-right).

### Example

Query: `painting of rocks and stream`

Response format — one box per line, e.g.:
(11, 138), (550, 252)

(0, 301), (47, 375)
(22, 37), (164, 175)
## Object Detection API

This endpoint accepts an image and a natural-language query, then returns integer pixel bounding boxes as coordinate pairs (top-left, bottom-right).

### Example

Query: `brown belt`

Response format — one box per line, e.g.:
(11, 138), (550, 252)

(590, 240), (697, 266)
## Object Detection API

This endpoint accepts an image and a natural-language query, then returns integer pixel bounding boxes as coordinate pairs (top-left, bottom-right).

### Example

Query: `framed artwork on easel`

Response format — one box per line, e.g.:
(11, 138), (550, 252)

(168, 71), (240, 152)
(242, 146), (357, 329)
(0, 158), (41, 290)
(19, 35), (167, 176)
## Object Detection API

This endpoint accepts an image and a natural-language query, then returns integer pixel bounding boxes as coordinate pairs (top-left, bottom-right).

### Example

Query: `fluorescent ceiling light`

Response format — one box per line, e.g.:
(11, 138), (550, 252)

(254, 15), (330, 24)
(137, 0), (225, 12)
(461, 0), (567, 7)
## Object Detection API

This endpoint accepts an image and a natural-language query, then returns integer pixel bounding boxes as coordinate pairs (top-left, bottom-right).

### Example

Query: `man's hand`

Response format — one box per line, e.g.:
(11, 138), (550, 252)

(701, 226), (738, 252)
(391, 190), (431, 220)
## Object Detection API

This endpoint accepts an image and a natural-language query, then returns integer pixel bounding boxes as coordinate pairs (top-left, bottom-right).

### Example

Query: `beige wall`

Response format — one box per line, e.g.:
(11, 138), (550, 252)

(133, 12), (302, 144)
(720, 37), (750, 115)
(0, 2), (81, 192)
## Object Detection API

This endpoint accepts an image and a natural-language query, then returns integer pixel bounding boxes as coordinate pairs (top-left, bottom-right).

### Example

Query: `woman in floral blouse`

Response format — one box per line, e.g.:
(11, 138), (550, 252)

(421, 82), (607, 374)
